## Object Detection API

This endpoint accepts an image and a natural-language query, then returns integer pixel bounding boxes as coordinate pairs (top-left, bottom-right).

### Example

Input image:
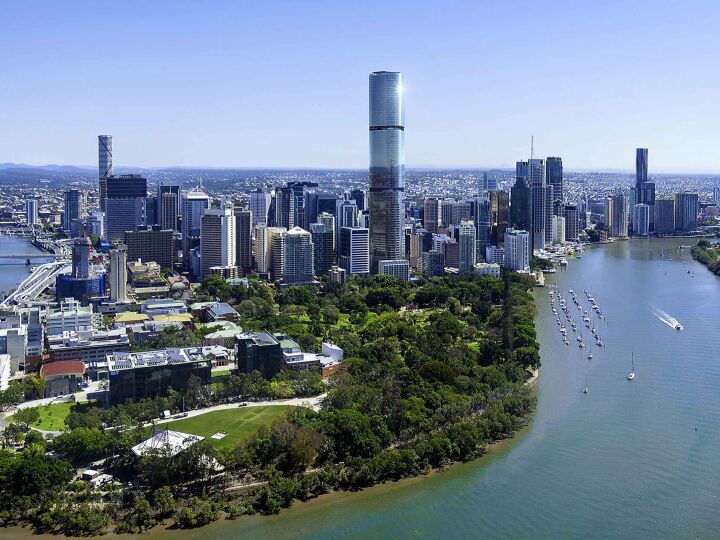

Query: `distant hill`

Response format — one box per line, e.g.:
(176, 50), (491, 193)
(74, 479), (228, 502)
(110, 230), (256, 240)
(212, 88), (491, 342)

(0, 163), (94, 173)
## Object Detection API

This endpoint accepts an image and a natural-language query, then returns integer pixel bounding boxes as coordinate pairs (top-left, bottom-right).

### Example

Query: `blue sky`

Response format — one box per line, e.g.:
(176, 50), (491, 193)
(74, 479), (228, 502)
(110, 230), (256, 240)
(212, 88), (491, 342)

(2, 0), (719, 171)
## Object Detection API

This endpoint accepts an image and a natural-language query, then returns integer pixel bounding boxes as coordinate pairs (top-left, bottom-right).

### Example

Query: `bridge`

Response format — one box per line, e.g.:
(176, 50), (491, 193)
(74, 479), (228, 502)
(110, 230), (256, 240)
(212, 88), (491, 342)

(0, 254), (62, 259)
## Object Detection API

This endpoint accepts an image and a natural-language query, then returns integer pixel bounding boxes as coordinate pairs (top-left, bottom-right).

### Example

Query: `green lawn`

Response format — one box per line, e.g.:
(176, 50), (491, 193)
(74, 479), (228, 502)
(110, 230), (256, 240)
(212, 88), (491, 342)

(161, 405), (295, 449)
(12, 400), (100, 431)
(211, 370), (232, 381)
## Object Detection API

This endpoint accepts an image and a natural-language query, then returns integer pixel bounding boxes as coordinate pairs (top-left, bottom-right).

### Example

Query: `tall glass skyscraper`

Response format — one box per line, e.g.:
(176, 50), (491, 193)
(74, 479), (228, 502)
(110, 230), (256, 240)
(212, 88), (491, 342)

(98, 135), (112, 212)
(636, 148), (648, 199)
(369, 71), (405, 272)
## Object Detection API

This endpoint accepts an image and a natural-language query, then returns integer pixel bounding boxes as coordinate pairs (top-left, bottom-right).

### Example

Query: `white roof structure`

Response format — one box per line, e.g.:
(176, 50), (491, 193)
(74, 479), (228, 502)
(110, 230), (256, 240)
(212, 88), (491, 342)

(131, 429), (204, 457)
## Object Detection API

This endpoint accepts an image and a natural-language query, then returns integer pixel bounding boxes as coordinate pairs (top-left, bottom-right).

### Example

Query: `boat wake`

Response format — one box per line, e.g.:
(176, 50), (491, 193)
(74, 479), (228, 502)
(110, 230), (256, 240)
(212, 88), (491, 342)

(653, 307), (683, 331)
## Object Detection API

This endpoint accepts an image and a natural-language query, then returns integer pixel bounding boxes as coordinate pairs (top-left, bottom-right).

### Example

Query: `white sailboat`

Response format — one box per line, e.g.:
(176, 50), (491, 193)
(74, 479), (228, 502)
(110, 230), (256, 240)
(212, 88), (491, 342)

(627, 354), (636, 381)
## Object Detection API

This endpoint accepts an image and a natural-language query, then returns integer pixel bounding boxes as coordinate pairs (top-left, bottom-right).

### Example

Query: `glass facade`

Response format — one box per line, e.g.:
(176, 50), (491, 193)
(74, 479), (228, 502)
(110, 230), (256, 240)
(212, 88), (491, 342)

(369, 71), (405, 270)
(108, 360), (211, 406)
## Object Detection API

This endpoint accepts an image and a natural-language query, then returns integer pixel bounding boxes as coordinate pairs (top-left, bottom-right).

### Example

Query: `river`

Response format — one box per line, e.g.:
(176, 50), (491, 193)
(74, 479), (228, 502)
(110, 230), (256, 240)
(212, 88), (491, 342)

(7, 238), (720, 538)
(0, 237), (53, 297)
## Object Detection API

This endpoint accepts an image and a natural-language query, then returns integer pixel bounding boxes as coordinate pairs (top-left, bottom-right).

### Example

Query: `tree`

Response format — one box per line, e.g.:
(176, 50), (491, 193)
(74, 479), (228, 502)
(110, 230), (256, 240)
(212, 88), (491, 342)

(10, 451), (74, 496)
(13, 407), (40, 430)
(153, 486), (177, 518)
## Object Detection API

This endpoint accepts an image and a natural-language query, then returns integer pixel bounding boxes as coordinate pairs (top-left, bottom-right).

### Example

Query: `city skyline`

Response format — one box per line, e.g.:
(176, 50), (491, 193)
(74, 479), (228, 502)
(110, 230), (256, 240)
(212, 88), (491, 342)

(2, 2), (720, 172)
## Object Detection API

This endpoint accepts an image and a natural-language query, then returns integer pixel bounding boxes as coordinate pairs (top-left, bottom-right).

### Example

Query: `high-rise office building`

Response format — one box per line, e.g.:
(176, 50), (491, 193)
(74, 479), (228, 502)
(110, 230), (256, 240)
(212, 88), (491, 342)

(654, 199), (675, 234)
(633, 204), (650, 236)
(124, 226), (175, 270)
(160, 192), (178, 231)
(71, 236), (91, 278)
(714, 187), (720, 205)
(109, 244), (128, 303)
(284, 227), (314, 284)
(551, 215), (566, 245)
(249, 188), (272, 227)
(563, 205), (579, 242)
(485, 171), (498, 192)
(526, 158), (547, 251)
(335, 200), (358, 257)
(63, 189), (82, 232)
(607, 193), (628, 238)
(369, 71), (405, 271)
(673, 192), (699, 232)
(234, 208), (253, 273)
(458, 220), (477, 271)
(200, 206), (236, 278)
(181, 188), (210, 268)
(489, 191), (510, 245)
(254, 224), (270, 273)
(98, 135), (112, 212)
(158, 181), (182, 230)
(544, 183), (554, 245)
(472, 195), (491, 258)
(636, 148), (648, 200)
(424, 197), (442, 233)
(274, 185), (295, 229)
(269, 227), (287, 281)
(349, 189), (366, 211)
(105, 175), (147, 242)
(310, 222), (334, 276)
(25, 199), (38, 225)
(546, 157), (563, 211)
(504, 228), (530, 271)
(340, 226), (370, 277)
(510, 177), (531, 233)
(317, 212), (335, 253)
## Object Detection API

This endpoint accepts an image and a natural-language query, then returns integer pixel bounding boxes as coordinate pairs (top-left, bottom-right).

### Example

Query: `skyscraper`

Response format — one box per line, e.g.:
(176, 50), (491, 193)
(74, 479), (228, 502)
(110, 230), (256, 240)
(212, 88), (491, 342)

(369, 71), (405, 271)
(160, 192), (178, 231)
(607, 193), (628, 238)
(310, 222), (334, 276)
(284, 227), (314, 284)
(636, 148), (648, 200)
(510, 177), (531, 233)
(340, 226), (370, 277)
(105, 175), (147, 242)
(423, 197), (442, 233)
(234, 208), (253, 273)
(124, 226), (175, 270)
(181, 188), (210, 269)
(458, 220), (477, 271)
(673, 192), (699, 232)
(527, 158), (546, 251)
(268, 227), (287, 281)
(654, 199), (675, 234)
(98, 135), (112, 212)
(504, 228), (530, 271)
(249, 188), (272, 227)
(563, 205), (579, 242)
(63, 189), (82, 232)
(25, 199), (38, 226)
(157, 181), (182, 230)
(200, 206), (236, 278)
(109, 244), (129, 303)
(633, 204), (650, 236)
(546, 157), (563, 211)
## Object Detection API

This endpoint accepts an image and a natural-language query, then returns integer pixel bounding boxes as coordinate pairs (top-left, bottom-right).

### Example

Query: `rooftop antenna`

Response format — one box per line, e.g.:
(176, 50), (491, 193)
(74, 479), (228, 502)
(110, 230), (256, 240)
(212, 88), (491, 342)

(530, 135), (534, 160)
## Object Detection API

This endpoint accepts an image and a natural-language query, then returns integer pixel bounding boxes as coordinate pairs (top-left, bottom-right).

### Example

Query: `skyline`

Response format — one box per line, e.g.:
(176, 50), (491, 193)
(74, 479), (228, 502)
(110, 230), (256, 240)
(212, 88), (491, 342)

(2, 1), (720, 172)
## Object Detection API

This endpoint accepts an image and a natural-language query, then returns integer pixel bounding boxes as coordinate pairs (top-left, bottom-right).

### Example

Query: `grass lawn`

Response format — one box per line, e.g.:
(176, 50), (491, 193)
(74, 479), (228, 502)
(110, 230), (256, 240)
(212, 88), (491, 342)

(162, 405), (295, 449)
(211, 370), (232, 381)
(12, 400), (100, 431)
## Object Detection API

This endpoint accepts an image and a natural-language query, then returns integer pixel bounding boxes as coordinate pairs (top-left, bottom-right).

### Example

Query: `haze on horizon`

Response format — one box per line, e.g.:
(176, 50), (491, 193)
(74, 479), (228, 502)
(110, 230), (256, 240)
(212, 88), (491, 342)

(2, 0), (719, 173)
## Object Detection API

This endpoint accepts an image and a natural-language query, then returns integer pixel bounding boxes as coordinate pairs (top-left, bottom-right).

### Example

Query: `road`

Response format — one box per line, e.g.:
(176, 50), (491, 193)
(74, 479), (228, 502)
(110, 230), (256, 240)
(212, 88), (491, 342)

(0, 260), (71, 308)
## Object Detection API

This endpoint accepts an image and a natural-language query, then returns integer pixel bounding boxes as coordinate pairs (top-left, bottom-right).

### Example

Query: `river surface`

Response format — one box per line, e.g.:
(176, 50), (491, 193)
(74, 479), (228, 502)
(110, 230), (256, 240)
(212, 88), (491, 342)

(7, 238), (720, 539)
(0, 237), (52, 297)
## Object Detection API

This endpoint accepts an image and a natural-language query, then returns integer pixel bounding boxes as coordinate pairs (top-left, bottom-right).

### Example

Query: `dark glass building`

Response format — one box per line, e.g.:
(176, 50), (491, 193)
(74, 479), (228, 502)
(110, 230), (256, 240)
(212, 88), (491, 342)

(235, 332), (283, 379)
(546, 157), (563, 212)
(636, 148), (648, 200)
(105, 174), (147, 242)
(369, 71), (405, 271)
(124, 226), (175, 270)
(510, 177), (531, 233)
(106, 349), (211, 406)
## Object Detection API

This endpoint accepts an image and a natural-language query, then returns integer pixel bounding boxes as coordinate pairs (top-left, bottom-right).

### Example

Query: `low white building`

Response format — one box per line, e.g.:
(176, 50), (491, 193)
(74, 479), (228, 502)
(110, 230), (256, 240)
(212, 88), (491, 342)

(132, 429), (204, 457)
(473, 262), (501, 278)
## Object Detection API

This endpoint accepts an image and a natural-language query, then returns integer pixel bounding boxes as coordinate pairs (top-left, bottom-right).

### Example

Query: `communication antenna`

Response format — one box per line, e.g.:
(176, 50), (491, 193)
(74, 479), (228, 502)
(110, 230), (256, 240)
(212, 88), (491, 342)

(530, 136), (534, 160)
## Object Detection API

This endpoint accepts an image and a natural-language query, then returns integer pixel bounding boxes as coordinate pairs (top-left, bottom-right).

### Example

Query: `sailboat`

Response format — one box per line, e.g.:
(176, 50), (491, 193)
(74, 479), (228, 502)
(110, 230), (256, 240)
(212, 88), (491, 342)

(583, 386), (588, 394)
(587, 341), (593, 360)
(627, 354), (636, 381)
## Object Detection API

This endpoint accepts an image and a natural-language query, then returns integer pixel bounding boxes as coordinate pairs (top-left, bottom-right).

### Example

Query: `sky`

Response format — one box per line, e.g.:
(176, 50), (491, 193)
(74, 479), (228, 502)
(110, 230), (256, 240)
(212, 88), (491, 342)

(2, 0), (720, 172)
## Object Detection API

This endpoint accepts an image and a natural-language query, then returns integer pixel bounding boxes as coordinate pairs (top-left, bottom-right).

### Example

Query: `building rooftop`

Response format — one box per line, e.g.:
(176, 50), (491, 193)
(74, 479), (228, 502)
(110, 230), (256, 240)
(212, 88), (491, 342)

(131, 429), (204, 457)
(40, 359), (86, 378)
